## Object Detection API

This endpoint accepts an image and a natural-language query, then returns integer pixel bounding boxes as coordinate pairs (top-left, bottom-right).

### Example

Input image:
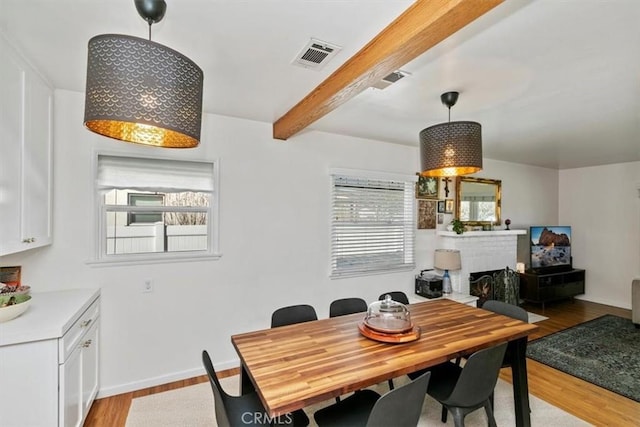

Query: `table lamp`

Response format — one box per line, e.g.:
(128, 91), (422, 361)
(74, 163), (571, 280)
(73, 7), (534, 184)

(434, 249), (461, 294)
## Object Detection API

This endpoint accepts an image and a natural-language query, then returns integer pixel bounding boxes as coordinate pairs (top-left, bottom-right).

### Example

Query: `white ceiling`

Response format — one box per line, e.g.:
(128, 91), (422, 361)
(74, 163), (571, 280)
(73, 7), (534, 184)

(1, 0), (638, 170)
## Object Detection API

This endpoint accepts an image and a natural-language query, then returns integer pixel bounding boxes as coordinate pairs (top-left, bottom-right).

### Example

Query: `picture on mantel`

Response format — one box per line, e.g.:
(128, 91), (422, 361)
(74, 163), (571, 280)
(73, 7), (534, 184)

(417, 200), (437, 229)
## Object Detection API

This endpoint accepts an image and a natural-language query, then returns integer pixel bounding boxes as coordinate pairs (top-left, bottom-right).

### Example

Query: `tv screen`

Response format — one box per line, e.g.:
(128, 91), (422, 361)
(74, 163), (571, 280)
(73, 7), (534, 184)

(530, 226), (572, 271)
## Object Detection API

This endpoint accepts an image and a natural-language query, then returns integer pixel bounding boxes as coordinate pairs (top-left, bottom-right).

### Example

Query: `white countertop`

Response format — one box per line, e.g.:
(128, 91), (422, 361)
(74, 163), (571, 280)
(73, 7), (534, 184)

(409, 291), (478, 305)
(437, 229), (526, 237)
(0, 288), (100, 347)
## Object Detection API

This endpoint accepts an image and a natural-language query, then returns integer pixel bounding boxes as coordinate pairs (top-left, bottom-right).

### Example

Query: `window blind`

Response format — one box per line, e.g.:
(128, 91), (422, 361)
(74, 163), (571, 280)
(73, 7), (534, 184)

(330, 173), (415, 278)
(97, 154), (214, 193)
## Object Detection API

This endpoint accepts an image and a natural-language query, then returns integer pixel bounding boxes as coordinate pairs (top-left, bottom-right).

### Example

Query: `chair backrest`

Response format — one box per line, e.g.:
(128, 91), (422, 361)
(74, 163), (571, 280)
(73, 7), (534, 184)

(366, 371), (431, 427)
(202, 350), (232, 427)
(482, 300), (528, 323)
(271, 304), (318, 328)
(446, 342), (508, 408)
(378, 291), (409, 305)
(329, 298), (368, 317)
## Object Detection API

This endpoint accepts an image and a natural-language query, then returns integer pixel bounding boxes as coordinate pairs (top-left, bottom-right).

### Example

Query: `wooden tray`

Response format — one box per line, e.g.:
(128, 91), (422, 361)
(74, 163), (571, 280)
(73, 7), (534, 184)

(358, 322), (421, 344)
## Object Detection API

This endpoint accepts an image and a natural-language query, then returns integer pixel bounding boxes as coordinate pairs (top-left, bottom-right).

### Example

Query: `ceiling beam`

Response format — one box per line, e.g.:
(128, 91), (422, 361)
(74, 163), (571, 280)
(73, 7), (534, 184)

(273, 0), (504, 140)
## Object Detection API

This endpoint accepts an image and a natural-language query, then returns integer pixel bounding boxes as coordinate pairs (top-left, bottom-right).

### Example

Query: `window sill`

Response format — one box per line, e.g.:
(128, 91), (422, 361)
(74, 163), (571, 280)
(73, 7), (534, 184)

(85, 252), (222, 267)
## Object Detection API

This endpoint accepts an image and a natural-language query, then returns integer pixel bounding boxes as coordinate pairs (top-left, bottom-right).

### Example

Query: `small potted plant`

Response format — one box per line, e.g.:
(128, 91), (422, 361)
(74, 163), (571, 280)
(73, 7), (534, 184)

(451, 219), (464, 235)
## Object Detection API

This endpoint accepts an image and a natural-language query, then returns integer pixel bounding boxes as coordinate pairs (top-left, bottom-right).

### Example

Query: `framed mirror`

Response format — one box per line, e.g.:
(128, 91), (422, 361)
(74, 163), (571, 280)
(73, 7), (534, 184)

(455, 177), (502, 226)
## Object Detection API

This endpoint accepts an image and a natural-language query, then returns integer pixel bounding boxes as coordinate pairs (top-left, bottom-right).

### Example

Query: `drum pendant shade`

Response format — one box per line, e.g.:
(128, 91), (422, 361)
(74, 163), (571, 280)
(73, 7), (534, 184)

(419, 92), (482, 177)
(84, 1), (203, 148)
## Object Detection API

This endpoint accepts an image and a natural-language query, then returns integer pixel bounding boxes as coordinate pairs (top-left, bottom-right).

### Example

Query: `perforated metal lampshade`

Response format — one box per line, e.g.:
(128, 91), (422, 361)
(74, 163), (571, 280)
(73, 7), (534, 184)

(419, 121), (483, 177)
(84, 34), (203, 148)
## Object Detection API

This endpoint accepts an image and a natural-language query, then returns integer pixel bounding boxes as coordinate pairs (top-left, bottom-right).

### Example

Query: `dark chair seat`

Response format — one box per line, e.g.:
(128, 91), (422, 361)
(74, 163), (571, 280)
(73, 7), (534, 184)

(314, 371), (431, 427)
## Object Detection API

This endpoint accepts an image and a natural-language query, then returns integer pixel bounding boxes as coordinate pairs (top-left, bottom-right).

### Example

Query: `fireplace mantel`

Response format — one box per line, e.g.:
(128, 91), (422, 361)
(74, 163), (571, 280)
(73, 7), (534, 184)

(436, 229), (526, 295)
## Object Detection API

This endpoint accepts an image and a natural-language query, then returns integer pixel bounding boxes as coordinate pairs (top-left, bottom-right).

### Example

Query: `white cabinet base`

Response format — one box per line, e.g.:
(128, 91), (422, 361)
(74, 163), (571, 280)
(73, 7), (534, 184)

(0, 289), (100, 427)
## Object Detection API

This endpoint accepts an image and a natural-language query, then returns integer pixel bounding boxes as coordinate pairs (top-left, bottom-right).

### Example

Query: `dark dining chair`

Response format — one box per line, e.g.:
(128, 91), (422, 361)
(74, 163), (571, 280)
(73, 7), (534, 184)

(268, 305), (316, 426)
(313, 371), (431, 427)
(482, 300), (529, 410)
(377, 291), (410, 390)
(329, 297), (368, 318)
(410, 342), (508, 427)
(378, 291), (410, 305)
(328, 297), (368, 402)
(271, 304), (318, 328)
(203, 349), (298, 426)
(441, 301), (529, 422)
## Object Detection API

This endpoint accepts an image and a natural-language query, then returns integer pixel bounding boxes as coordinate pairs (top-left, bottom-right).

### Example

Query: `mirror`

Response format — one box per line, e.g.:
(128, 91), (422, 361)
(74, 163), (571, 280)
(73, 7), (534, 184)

(455, 177), (502, 226)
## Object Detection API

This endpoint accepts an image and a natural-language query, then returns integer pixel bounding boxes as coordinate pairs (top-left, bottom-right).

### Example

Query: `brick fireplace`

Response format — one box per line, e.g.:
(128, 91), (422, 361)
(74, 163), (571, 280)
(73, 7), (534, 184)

(436, 230), (526, 295)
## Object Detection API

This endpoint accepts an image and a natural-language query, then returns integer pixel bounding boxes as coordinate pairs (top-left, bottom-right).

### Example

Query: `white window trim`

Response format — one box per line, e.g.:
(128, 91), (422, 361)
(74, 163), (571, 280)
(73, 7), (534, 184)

(329, 167), (417, 279)
(86, 150), (221, 267)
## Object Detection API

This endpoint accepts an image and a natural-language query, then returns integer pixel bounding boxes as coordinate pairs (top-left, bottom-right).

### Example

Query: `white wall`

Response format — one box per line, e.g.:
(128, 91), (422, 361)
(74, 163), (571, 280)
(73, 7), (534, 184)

(0, 89), (560, 397)
(559, 162), (640, 309)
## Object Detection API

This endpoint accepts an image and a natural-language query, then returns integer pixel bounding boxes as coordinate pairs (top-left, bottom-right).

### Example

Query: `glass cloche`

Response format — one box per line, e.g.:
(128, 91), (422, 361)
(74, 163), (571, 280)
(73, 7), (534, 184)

(363, 294), (413, 334)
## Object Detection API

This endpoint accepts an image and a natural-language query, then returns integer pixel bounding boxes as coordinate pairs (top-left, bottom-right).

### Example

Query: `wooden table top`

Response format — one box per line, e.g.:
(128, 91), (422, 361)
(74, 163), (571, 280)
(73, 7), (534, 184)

(231, 299), (538, 417)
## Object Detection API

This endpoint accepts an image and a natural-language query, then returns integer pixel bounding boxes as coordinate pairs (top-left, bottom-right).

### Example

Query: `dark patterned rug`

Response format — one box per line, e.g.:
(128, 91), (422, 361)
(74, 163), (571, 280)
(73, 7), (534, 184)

(527, 314), (639, 402)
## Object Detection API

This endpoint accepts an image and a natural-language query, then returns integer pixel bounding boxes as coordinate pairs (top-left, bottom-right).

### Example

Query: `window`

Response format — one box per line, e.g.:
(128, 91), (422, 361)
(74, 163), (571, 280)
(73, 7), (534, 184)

(330, 169), (416, 278)
(92, 154), (219, 264)
(127, 193), (165, 225)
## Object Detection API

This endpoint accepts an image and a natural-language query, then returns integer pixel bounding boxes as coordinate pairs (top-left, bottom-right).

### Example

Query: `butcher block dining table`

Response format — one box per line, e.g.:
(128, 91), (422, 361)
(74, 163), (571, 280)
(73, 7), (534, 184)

(231, 298), (538, 427)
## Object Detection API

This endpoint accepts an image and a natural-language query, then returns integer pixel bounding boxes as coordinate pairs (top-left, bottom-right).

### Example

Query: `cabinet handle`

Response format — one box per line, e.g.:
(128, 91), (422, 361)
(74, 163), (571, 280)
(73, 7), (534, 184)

(22, 237), (36, 243)
(81, 319), (93, 327)
(82, 339), (92, 348)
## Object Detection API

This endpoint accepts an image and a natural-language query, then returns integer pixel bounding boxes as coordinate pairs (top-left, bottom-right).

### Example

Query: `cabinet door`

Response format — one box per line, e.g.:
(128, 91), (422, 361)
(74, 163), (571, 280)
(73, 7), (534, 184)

(60, 344), (83, 427)
(0, 34), (53, 256)
(81, 319), (100, 417)
(0, 41), (25, 255)
(23, 70), (53, 247)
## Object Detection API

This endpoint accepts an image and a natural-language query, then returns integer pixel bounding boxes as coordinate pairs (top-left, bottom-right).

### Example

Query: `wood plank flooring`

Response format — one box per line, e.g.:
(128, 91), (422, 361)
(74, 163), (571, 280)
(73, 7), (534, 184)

(84, 299), (638, 426)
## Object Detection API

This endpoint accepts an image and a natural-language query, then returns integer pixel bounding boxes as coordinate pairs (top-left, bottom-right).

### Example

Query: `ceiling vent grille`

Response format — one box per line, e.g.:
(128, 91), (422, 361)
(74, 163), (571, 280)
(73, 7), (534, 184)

(292, 38), (342, 70)
(371, 70), (410, 90)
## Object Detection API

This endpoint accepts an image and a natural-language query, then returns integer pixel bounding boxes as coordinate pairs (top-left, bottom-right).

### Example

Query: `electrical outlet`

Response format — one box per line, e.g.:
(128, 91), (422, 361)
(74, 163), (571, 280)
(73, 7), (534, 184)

(143, 278), (153, 293)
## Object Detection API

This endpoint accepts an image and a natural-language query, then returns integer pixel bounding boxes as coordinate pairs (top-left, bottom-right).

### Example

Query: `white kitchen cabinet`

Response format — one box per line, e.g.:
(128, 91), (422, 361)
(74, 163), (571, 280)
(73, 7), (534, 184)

(0, 32), (53, 256)
(0, 289), (100, 427)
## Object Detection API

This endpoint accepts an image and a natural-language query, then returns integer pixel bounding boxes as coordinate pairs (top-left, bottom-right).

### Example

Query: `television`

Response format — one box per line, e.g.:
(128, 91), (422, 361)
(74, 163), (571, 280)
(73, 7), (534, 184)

(529, 226), (572, 273)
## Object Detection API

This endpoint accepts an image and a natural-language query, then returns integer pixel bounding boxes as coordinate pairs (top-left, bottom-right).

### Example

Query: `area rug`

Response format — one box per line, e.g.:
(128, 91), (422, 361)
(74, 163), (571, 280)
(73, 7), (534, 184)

(126, 375), (588, 427)
(527, 314), (639, 402)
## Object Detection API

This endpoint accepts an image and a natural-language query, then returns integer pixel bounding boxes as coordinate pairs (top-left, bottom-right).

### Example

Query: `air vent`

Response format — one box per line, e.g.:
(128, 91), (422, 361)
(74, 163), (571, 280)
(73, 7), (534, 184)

(371, 70), (410, 90)
(292, 38), (342, 70)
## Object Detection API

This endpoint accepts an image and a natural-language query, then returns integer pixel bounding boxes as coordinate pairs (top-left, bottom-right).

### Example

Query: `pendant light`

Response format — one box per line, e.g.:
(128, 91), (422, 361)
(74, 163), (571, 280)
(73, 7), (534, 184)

(84, 0), (203, 148)
(419, 91), (482, 177)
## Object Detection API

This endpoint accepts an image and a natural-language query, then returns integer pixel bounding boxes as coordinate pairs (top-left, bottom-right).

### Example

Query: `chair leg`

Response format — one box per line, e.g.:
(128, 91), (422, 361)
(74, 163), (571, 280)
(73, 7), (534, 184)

(441, 405), (448, 423)
(451, 410), (466, 427)
(387, 379), (395, 390)
(484, 399), (497, 427)
(490, 390), (494, 410)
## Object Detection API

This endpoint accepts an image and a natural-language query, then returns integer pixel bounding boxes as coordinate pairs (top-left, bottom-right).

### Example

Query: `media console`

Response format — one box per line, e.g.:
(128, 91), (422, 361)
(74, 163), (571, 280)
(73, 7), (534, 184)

(519, 268), (585, 309)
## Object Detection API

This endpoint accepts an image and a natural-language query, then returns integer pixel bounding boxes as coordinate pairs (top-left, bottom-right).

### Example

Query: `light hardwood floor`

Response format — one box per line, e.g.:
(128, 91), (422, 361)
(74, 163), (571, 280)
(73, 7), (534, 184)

(85, 299), (638, 426)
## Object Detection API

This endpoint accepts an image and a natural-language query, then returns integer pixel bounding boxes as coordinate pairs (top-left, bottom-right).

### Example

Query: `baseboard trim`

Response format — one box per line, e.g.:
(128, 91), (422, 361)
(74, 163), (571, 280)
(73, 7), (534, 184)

(96, 358), (240, 398)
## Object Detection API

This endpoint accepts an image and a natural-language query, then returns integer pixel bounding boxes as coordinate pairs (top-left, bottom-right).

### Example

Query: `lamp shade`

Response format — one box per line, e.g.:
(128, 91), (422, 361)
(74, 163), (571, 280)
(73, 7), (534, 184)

(84, 34), (203, 148)
(434, 249), (461, 271)
(419, 121), (482, 177)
